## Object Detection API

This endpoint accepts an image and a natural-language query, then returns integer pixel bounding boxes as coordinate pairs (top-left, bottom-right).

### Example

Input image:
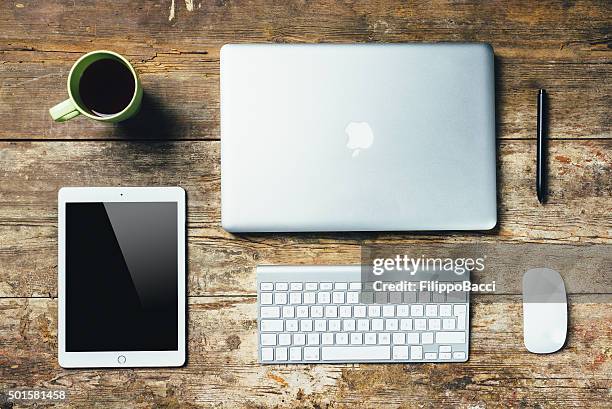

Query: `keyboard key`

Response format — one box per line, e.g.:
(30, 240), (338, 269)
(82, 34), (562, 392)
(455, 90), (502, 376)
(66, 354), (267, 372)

(432, 292), (445, 303)
(354, 305), (366, 317)
(322, 346), (390, 361)
(360, 292), (374, 304)
(379, 332), (390, 345)
(400, 319), (413, 330)
(334, 282), (348, 290)
(428, 318), (441, 330)
(385, 319), (398, 331)
(307, 333), (320, 345)
(289, 292), (301, 304)
(443, 319), (456, 330)
(392, 346), (409, 359)
(303, 292), (316, 304)
(332, 316), (347, 329)
(382, 305), (395, 317)
(418, 291), (431, 303)
(286, 320), (298, 332)
(274, 293), (287, 305)
(439, 345), (452, 353)
(290, 282), (303, 291)
(410, 305), (424, 316)
(425, 304), (438, 317)
(311, 306), (323, 318)
(375, 292), (387, 304)
(283, 306), (295, 318)
(300, 320), (313, 332)
(294, 333), (305, 345)
(296, 306), (308, 318)
(448, 291), (467, 302)
(279, 334), (291, 345)
(439, 352), (452, 360)
(260, 293), (273, 305)
(325, 305), (338, 318)
(347, 292), (359, 303)
(318, 292), (331, 303)
(349, 282), (362, 290)
(410, 345), (423, 360)
(402, 291), (416, 303)
(304, 347), (320, 360)
(422, 332), (434, 344)
(351, 332), (363, 345)
(368, 305), (381, 317)
(261, 320), (283, 332)
(453, 351), (466, 360)
(407, 333), (419, 344)
(336, 333), (348, 345)
(261, 347), (274, 361)
(397, 305), (410, 317)
(328, 320), (341, 331)
(339, 306), (352, 317)
(260, 283), (273, 291)
(332, 292), (345, 304)
(275, 282), (288, 291)
(389, 292), (402, 304)
(392, 333), (405, 344)
(289, 347), (302, 360)
(276, 347), (288, 361)
(357, 319), (369, 331)
(322, 333), (334, 345)
(424, 352), (437, 360)
(364, 333), (377, 344)
(454, 304), (467, 315)
(320, 282), (333, 290)
(436, 332), (466, 344)
(314, 320), (326, 331)
(457, 314), (466, 330)
(305, 282), (318, 291)
(261, 334), (276, 346)
(372, 319), (384, 331)
(261, 306), (280, 318)
(439, 304), (452, 316)
(415, 319), (427, 330)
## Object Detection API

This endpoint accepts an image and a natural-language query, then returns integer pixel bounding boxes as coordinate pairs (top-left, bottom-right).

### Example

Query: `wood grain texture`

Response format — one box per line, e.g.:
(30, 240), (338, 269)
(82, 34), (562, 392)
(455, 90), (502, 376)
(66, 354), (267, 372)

(0, 0), (610, 140)
(1, 1), (610, 62)
(0, 296), (610, 408)
(0, 140), (610, 297)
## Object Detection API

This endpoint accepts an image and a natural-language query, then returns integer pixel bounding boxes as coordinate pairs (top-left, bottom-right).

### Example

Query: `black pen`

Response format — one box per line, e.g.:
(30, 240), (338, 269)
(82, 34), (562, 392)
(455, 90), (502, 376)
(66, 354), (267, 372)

(536, 89), (547, 204)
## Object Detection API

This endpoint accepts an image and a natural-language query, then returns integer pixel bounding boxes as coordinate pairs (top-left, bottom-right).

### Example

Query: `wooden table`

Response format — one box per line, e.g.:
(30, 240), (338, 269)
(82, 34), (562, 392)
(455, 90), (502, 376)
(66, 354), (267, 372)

(1, 1), (610, 407)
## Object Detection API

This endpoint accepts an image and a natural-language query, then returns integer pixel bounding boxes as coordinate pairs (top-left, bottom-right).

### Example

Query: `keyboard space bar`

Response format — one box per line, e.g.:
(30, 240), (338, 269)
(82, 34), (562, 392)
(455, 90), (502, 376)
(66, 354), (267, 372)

(321, 346), (390, 361)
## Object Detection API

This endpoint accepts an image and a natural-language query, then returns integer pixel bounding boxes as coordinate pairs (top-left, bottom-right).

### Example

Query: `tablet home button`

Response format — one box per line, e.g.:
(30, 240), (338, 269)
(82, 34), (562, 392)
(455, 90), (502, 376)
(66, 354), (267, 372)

(117, 355), (126, 364)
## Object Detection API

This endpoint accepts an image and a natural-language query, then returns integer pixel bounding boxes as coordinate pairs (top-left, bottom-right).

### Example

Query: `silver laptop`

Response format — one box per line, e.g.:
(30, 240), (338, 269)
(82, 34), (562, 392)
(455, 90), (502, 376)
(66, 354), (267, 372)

(220, 43), (496, 232)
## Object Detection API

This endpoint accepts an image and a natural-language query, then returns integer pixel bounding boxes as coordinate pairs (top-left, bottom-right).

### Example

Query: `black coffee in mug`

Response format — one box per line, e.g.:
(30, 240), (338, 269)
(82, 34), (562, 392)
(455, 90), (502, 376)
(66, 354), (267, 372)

(79, 58), (136, 116)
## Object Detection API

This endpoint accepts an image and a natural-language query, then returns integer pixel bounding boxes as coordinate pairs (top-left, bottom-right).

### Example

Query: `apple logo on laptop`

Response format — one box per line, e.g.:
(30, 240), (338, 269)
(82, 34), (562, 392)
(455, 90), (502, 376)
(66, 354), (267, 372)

(345, 122), (374, 157)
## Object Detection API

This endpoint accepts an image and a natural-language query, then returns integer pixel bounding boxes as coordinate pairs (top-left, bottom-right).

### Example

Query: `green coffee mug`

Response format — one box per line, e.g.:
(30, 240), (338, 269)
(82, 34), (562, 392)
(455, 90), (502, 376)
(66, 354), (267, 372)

(49, 50), (143, 123)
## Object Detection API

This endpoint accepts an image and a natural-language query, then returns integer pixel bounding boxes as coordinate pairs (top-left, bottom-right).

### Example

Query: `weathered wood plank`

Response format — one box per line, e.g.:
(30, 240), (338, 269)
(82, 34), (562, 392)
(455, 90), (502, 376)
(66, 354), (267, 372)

(1, 0), (610, 62)
(1, 0), (610, 141)
(0, 296), (610, 408)
(0, 140), (609, 297)
(0, 51), (610, 140)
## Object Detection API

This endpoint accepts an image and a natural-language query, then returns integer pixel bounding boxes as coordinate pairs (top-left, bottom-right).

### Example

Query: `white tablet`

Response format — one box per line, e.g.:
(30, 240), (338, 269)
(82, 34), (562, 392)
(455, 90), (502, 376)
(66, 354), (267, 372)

(58, 187), (186, 368)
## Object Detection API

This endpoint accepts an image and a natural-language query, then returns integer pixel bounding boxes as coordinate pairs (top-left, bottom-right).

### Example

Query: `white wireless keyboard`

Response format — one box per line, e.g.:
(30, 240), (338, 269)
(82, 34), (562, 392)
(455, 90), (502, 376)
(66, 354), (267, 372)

(257, 265), (470, 364)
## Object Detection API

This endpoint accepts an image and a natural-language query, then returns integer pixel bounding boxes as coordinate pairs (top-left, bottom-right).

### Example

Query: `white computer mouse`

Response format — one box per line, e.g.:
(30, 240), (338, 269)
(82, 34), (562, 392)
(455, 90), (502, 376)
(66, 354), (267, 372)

(522, 268), (567, 354)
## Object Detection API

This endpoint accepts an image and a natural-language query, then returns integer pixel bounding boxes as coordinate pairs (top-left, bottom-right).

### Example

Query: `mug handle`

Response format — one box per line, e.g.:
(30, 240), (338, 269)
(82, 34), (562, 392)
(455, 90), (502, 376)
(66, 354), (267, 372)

(49, 99), (80, 122)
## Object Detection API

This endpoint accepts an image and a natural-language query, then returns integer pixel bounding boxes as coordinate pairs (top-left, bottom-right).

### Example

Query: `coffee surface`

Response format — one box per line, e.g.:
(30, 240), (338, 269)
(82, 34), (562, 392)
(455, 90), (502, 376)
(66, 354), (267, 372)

(79, 59), (135, 116)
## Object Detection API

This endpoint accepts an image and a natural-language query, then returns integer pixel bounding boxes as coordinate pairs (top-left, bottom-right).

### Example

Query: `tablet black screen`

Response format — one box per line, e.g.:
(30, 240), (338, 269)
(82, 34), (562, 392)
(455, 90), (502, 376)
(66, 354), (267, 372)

(65, 202), (178, 351)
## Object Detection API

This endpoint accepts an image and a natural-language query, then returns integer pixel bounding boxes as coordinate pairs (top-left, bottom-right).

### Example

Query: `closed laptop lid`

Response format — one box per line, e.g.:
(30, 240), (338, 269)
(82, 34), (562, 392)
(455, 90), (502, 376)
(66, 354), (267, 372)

(220, 43), (496, 232)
